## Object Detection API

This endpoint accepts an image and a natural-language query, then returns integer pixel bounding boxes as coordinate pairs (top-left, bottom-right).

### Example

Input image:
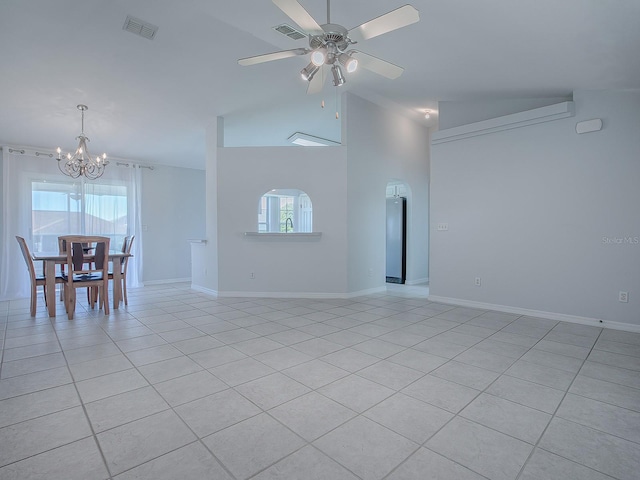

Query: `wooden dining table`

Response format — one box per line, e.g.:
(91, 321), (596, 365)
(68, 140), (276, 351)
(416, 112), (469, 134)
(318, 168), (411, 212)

(32, 251), (132, 317)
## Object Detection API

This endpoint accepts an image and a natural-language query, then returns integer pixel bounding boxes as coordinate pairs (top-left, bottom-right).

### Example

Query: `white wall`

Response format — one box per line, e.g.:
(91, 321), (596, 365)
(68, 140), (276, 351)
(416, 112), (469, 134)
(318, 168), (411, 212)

(438, 97), (572, 130)
(223, 95), (341, 147)
(192, 93), (430, 298)
(191, 118), (222, 293)
(141, 165), (205, 283)
(216, 146), (348, 296)
(430, 90), (640, 328)
(344, 93), (430, 292)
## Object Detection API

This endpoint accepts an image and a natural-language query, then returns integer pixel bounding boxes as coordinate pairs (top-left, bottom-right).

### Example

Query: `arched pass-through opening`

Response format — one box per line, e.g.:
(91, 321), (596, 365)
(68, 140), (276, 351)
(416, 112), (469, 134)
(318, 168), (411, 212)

(258, 188), (312, 233)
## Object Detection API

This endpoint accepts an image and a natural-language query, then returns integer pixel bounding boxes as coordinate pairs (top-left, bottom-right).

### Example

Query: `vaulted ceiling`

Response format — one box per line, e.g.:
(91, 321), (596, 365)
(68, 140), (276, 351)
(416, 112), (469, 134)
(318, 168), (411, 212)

(1, 0), (638, 169)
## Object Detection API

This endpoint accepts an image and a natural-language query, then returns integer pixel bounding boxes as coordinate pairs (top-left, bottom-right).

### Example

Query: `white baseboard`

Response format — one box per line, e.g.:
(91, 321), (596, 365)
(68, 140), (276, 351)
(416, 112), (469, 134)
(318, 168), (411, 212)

(190, 284), (219, 297)
(215, 288), (382, 299)
(143, 277), (191, 286)
(427, 295), (640, 333)
(406, 277), (429, 286)
(346, 286), (388, 298)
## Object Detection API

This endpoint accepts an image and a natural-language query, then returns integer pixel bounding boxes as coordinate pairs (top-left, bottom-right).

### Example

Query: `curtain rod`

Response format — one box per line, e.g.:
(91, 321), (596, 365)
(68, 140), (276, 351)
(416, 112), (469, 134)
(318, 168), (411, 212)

(8, 147), (53, 158)
(3, 147), (155, 170)
(116, 162), (154, 170)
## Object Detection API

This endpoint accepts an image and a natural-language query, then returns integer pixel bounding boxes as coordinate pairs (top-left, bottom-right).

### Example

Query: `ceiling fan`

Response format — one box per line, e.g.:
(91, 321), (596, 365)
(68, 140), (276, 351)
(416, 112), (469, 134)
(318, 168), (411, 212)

(238, 0), (420, 94)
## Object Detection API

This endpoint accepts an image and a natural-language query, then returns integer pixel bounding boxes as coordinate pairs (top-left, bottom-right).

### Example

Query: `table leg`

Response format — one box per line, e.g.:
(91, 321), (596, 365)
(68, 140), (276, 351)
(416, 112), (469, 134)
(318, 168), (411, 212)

(112, 268), (122, 310)
(45, 260), (56, 317)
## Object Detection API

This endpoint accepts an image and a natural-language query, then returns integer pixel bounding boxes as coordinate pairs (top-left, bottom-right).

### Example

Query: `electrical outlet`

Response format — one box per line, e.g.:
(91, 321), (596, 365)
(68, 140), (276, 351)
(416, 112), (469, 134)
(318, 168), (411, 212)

(250, 272), (255, 279)
(619, 291), (628, 303)
(437, 223), (449, 231)
(475, 277), (481, 286)
(368, 268), (373, 277)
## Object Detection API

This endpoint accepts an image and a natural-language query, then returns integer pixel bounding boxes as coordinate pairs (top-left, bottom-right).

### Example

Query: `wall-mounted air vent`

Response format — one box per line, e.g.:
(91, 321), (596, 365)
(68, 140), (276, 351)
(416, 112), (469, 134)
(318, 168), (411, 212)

(123, 15), (158, 40)
(273, 23), (307, 40)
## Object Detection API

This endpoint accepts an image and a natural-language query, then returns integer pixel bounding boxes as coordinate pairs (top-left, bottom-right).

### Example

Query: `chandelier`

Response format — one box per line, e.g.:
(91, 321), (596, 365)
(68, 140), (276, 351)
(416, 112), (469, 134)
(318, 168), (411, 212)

(56, 104), (108, 180)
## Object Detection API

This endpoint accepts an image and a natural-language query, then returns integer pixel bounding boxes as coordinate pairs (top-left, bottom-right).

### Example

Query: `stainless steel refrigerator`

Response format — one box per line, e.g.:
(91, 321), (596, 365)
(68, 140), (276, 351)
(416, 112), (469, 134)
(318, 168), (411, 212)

(386, 197), (406, 284)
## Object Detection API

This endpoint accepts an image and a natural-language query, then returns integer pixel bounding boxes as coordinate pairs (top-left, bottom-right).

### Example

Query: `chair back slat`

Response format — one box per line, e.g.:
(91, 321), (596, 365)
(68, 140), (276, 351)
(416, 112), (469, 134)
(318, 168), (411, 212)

(15, 236), (37, 282)
(94, 242), (106, 269)
(71, 242), (85, 270)
(126, 235), (135, 255)
(122, 235), (135, 272)
(119, 237), (129, 266)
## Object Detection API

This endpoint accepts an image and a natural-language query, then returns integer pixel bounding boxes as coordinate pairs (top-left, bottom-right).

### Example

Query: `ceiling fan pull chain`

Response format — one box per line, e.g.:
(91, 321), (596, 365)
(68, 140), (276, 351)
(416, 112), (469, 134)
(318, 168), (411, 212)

(335, 87), (339, 119)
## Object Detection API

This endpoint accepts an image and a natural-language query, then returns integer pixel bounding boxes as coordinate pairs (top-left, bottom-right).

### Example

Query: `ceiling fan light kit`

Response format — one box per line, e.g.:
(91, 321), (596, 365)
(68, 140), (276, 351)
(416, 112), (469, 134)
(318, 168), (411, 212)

(238, 0), (420, 93)
(311, 48), (327, 66)
(301, 62), (320, 81)
(338, 52), (358, 73)
(331, 64), (345, 86)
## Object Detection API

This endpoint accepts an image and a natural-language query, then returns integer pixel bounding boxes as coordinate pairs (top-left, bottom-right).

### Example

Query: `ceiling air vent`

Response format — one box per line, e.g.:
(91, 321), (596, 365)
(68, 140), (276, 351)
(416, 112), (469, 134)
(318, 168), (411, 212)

(273, 23), (307, 40)
(123, 15), (158, 40)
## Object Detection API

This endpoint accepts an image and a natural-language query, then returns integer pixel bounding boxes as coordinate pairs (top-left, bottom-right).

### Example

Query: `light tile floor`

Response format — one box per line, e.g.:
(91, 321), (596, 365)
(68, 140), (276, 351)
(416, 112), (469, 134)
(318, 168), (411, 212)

(1, 283), (639, 479)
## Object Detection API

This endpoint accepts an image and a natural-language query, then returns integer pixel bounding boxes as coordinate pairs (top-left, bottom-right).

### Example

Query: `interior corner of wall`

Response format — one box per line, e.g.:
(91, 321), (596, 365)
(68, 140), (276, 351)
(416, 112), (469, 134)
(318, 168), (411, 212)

(340, 91), (349, 146)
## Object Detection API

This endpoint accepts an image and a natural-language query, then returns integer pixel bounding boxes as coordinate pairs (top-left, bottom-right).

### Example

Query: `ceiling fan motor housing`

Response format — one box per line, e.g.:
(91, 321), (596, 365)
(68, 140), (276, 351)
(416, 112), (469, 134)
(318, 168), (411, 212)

(309, 23), (351, 53)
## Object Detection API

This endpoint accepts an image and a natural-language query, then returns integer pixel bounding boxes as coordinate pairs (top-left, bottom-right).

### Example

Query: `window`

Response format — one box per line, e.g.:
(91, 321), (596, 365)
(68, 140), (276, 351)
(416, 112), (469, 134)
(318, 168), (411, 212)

(258, 189), (312, 233)
(31, 179), (129, 252)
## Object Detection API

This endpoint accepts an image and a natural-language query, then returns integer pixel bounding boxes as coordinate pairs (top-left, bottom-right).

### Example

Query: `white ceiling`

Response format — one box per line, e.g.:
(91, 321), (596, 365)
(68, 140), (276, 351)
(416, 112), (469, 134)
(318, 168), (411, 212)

(1, 0), (638, 169)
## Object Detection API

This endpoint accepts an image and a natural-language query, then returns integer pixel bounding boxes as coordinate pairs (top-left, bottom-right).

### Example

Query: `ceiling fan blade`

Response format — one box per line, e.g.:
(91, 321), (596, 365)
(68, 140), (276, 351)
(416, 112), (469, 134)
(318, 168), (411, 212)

(306, 66), (325, 94)
(238, 48), (308, 66)
(272, 0), (324, 36)
(351, 51), (404, 79)
(348, 5), (419, 42)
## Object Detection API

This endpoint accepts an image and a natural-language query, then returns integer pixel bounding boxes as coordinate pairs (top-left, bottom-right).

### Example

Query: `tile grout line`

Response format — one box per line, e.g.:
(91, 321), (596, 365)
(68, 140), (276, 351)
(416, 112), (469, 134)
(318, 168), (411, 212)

(379, 313), (529, 480)
(4, 285), (638, 479)
(513, 327), (607, 480)
(100, 293), (240, 480)
(49, 312), (116, 480)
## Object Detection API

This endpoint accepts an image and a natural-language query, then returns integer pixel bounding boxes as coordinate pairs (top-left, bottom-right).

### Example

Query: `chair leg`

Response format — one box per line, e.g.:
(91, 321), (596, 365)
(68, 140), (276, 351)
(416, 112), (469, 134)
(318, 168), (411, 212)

(88, 287), (98, 309)
(30, 284), (37, 317)
(67, 288), (76, 320)
(102, 285), (110, 315)
(63, 284), (69, 313)
(123, 278), (128, 306)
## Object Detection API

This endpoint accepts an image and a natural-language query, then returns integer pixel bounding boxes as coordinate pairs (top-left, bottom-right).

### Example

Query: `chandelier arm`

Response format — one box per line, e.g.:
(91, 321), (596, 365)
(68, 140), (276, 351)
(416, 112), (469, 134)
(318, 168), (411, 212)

(58, 156), (83, 178)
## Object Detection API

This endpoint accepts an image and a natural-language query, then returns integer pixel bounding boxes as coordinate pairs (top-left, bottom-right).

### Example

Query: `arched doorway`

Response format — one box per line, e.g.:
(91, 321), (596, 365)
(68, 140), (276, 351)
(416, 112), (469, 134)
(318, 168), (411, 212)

(386, 180), (410, 284)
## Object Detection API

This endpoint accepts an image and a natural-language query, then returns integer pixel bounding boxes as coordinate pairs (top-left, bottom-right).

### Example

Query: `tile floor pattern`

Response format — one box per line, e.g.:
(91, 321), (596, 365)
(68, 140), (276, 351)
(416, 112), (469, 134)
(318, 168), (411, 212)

(1, 283), (639, 479)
